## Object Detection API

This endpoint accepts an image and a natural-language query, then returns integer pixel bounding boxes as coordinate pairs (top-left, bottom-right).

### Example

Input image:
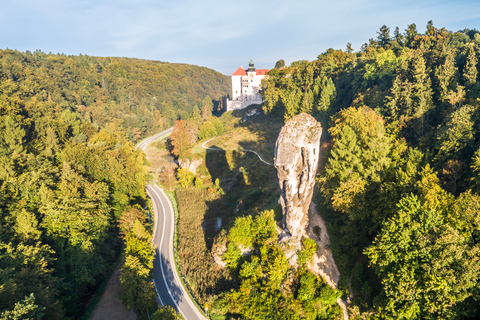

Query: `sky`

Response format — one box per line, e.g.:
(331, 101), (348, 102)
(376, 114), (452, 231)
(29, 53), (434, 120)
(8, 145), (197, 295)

(1, 0), (480, 75)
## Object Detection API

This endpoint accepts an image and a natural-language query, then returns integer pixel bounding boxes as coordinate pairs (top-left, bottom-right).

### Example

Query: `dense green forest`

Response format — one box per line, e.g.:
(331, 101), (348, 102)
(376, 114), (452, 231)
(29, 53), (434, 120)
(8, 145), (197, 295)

(260, 21), (480, 319)
(0, 83), (149, 318)
(0, 50), (228, 319)
(0, 49), (229, 141)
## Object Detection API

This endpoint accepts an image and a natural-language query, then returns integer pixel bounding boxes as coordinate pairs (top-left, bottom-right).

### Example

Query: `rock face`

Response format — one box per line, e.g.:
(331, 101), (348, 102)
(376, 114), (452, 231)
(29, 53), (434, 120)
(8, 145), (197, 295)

(274, 113), (322, 238)
(178, 158), (203, 174)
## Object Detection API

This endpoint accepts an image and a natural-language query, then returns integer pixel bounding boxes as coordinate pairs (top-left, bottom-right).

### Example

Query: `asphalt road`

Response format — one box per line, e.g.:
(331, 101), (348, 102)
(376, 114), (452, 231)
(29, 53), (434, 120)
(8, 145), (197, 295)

(136, 127), (173, 151)
(147, 184), (205, 320)
(137, 129), (205, 319)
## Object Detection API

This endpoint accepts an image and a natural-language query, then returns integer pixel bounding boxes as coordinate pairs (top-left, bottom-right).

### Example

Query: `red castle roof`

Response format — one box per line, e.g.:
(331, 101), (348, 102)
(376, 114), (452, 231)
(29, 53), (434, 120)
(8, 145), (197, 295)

(232, 67), (247, 76)
(232, 67), (269, 76)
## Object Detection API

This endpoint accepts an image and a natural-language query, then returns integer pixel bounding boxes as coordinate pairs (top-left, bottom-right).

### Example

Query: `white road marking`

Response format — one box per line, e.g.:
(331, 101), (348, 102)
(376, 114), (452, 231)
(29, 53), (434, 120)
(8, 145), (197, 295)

(147, 187), (164, 307)
(149, 186), (187, 319)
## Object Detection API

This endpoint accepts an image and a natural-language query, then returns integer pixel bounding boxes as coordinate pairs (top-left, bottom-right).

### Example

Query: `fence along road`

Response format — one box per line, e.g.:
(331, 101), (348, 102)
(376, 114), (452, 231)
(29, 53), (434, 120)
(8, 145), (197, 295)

(136, 129), (206, 319)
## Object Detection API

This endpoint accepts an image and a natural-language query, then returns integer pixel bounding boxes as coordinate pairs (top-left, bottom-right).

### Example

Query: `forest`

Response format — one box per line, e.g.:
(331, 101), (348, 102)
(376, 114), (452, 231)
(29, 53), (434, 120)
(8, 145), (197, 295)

(0, 49), (229, 141)
(3, 19), (480, 320)
(164, 21), (480, 319)
(0, 50), (228, 319)
(261, 21), (480, 319)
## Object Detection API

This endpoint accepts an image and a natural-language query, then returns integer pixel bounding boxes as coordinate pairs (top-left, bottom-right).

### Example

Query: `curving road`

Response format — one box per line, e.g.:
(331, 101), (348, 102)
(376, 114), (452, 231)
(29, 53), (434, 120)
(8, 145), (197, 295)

(136, 127), (173, 151)
(147, 184), (205, 320)
(136, 129), (205, 320)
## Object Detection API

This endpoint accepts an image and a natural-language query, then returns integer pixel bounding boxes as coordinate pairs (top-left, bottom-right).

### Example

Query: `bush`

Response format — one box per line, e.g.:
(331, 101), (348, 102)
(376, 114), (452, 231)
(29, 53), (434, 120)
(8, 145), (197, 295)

(297, 237), (318, 266)
(198, 117), (224, 140)
(223, 242), (243, 270)
(228, 216), (254, 247)
(176, 168), (194, 188)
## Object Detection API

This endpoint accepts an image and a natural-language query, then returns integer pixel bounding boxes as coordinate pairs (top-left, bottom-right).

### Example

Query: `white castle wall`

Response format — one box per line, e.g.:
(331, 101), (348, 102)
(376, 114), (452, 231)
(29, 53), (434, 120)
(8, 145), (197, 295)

(226, 99), (263, 111)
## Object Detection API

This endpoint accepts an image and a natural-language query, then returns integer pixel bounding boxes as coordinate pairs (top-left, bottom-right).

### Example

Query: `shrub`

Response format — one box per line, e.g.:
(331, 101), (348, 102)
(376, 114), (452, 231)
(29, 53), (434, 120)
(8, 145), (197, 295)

(228, 216), (254, 247)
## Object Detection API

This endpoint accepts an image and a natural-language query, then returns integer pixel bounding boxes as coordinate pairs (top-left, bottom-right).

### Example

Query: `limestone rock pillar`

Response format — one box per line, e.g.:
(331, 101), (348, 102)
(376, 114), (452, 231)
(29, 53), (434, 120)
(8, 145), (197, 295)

(274, 113), (322, 238)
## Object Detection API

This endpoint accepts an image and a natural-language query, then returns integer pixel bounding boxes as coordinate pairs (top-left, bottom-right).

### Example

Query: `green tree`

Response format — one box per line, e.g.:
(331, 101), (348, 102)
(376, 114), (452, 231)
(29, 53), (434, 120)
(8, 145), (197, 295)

(393, 26), (404, 47)
(377, 25), (391, 48)
(435, 104), (475, 163)
(274, 59), (286, 69)
(120, 220), (156, 317)
(366, 194), (480, 319)
(152, 306), (183, 320)
(463, 44), (478, 86)
(176, 168), (195, 188)
(0, 294), (43, 320)
(297, 237), (318, 266)
(411, 54), (433, 137)
(405, 23), (418, 47)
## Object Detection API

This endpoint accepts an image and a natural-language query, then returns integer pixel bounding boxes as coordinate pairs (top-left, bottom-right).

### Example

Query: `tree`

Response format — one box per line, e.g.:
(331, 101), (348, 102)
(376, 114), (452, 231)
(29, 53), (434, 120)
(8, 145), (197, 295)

(393, 26), (404, 47)
(169, 120), (198, 157)
(435, 49), (458, 104)
(297, 237), (318, 266)
(377, 25), (391, 48)
(366, 194), (480, 319)
(152, 306), (183, 320)
(0, 294), (44, 320)
(189, 105), (202, 127)
(325, 125), (363, 189)
(274, 59), (286, 69)
(120, 255), (156, 315)
(405, 23), (418, 47)
(411, 54), (433, 137)
(435, 104), (475, 164)
(346, 42), (354, 53)
(120, 220), (156, 317)
(315, 76), (336, 115)
(176, 168), (194, 188)
(426, 20), (436, 36)
(118, 206), (147, 239)
(201, 96), (213, 121)
(463, 44), (478, 87)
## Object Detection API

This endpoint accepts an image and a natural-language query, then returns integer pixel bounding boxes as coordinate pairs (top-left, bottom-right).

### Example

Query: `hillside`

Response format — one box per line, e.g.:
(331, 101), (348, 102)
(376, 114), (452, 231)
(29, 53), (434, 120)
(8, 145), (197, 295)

(261, 22), (480, 319)
(0, 50), (229, 319)
(0, 49), (230, 141)
(163, 22), (480, 320)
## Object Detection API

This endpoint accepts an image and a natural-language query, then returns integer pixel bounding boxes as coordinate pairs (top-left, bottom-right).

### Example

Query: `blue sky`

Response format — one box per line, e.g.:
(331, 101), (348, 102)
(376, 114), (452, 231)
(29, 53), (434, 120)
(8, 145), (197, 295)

(1, 0), (480, 75)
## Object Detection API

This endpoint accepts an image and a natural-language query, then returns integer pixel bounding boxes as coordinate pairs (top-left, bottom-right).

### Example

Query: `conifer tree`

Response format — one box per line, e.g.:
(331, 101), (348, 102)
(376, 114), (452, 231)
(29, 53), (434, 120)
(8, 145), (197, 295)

(411, 55), (433, 136)
(463, 44), (478, 86)
(405, 23), (418, 47)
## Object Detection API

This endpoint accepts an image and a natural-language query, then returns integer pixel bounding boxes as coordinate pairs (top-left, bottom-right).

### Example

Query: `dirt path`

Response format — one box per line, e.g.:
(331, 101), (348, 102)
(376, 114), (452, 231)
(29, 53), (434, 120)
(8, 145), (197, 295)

(306, 203), (349, 320)
(89, 263), (136, 320)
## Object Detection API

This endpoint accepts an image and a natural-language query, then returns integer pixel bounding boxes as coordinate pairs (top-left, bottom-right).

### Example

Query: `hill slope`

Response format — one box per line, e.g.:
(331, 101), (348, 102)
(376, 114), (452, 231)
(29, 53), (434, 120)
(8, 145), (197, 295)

(0, 49), (230, 141)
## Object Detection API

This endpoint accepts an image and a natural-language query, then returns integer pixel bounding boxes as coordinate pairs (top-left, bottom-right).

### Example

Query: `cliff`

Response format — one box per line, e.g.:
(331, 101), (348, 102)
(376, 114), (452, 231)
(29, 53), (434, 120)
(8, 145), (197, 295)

(274, 113), (322, 238)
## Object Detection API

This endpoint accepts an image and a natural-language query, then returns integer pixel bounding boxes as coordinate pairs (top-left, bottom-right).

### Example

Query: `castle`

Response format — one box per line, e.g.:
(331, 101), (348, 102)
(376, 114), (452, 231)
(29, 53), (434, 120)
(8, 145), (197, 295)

(226, 60), (269, 111)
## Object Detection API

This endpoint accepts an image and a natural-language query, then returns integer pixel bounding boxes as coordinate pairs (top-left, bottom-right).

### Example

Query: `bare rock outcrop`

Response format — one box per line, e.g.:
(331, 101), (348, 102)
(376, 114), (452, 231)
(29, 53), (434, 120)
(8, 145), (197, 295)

(274, 113), (322, 238)
(178, 158), (203, 174)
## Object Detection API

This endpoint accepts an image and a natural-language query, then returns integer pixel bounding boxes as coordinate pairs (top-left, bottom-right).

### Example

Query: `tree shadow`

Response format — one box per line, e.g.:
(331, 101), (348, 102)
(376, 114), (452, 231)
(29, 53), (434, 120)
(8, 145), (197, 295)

(203, 142), (279, 252)
(204, 145), (246, 251)
(153, 251), (187, 313)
